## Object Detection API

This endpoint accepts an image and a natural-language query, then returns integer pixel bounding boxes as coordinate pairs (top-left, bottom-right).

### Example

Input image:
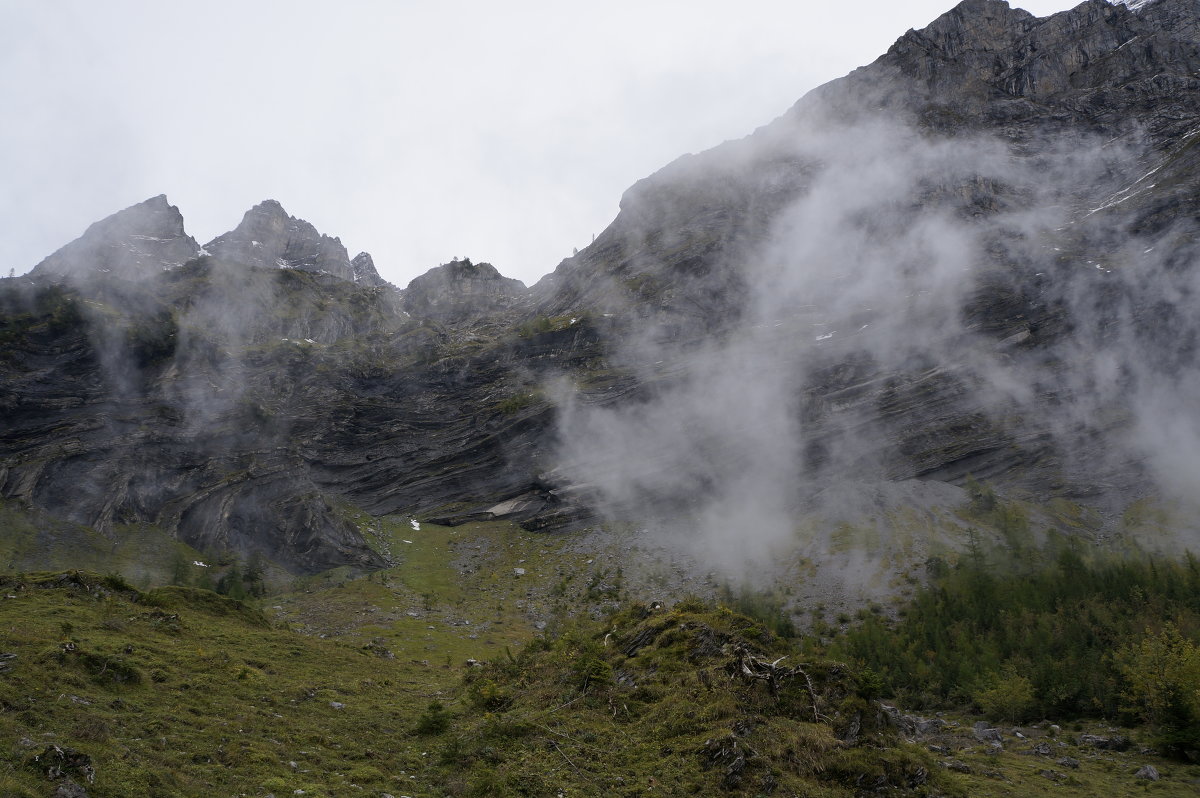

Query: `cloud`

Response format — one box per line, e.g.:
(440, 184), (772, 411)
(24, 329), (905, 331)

(550, 89), (1200, 575)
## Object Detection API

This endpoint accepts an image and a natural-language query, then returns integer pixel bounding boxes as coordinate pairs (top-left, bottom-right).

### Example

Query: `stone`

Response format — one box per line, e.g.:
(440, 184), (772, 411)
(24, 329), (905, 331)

(973, 722), (1003, 744)
(881, 704), (947, 739)
(1028, 741), (1054, 756)
(54, 781), (89, 798)
(1135, 764), (1160, 781)
(26, 745), (95, 784)
(1077, 734), (1131, 751)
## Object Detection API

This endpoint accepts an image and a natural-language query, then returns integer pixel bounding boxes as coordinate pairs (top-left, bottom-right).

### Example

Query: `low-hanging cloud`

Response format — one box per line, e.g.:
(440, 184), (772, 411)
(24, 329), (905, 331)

(550, 100), (1197, 575)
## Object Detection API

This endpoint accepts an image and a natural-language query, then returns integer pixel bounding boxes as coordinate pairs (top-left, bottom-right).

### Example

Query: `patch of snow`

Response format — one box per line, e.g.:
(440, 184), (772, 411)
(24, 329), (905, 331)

(402, 539), (413, 544)
(410, 519), (420, 531)
(816, 332), (836, 341)
(198, 248), (211, 257)
(304, 338), (316, 344)
(193, 561), (208, 567)
(251, 240), (261, 247)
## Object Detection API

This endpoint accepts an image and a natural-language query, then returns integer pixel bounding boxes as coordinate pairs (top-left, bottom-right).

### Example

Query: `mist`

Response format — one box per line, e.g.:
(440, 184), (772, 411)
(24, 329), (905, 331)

(550, 95), (1200, 578)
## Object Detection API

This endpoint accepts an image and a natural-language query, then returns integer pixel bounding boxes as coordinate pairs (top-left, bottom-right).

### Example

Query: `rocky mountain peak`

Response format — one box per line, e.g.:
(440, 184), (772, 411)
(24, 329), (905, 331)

(350, 251), (384, 286)
(1132, 0), (1200, 38)
(801, 0), (1200, 152)
(910, 0), (1037, 58)
(879, 0), (1135, 102)
(401, 257), (527, 322)
(31, 194), (200, 280)
(203, 199), (360, 282)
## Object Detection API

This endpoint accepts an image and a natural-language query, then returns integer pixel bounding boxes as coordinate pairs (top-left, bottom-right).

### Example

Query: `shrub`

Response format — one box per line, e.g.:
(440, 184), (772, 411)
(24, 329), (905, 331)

(975, 670), (1036, 724)
(414, 700), (451, 735)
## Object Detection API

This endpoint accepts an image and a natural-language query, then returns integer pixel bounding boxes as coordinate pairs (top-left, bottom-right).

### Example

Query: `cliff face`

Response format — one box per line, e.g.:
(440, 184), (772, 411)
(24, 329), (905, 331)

(533, 0), (1200, 532)
(31, 195), (201, 281)
(401, 258), (527, 323)
(0, 198), (561, 573)
(5, 0), (1200, 573)
(203, 199), (388, 287)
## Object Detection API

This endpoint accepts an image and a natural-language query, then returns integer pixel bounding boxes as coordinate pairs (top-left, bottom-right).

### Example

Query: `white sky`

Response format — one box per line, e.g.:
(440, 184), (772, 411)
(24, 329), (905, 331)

(2, 0), (1078, 287)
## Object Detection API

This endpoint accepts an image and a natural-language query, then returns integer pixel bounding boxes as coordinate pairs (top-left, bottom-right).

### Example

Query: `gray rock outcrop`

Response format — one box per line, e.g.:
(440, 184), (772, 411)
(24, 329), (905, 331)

(401, 258), (526, 323)
(204, 199), (364, 283)
(31, 195), (200, 281)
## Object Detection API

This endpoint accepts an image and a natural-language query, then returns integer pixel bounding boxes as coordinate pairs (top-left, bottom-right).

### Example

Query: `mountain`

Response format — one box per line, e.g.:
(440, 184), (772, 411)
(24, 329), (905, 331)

(402, 258), (527, 323)
(4, 0), (1200, 584)
(204, 199), (387, 287)
(535, 0), (1200, 558)
(30, 195), (201, 281)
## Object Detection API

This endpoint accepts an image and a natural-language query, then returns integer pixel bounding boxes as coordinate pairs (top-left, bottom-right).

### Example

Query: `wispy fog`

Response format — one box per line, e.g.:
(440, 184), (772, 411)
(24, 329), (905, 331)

(552, 98), (1200, 575)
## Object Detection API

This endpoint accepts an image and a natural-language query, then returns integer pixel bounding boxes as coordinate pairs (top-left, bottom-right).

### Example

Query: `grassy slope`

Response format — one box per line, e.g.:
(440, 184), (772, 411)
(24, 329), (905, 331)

(273, 516), (614, 659)
(0, 502), (204, 588)
(428, 601), (950, 798)
(3, 570), (1197, 797)
(0, 575), (942, 798)
(0, 572), (456, 797)
(4, 495), (1200, 797)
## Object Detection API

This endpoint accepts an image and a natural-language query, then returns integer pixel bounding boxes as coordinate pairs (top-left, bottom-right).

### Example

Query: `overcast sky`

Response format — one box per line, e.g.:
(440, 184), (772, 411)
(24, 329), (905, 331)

(3, 0), (1078, 287)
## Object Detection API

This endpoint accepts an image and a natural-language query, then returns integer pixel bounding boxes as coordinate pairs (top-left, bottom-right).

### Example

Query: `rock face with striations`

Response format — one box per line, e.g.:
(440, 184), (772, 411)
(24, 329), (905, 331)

(401, 258), (527, 322)
(204, 199), (384, 286)
(531, 0), (1200, 538)
(31, 195), (200, 281)
(0, 198), (543, 573)
(6, 0), (1200, 577)
(349, 251), (387, 286)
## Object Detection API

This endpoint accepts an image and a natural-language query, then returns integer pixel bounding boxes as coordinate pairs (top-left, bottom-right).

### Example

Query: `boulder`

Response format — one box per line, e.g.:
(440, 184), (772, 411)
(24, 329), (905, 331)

(1135, 764), (1160, 781)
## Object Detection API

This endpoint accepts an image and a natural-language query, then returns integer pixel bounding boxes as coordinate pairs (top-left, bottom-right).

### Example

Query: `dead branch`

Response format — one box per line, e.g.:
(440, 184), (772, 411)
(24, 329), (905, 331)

(725, 644), (831, 723)
(552, 739), (580, 774)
